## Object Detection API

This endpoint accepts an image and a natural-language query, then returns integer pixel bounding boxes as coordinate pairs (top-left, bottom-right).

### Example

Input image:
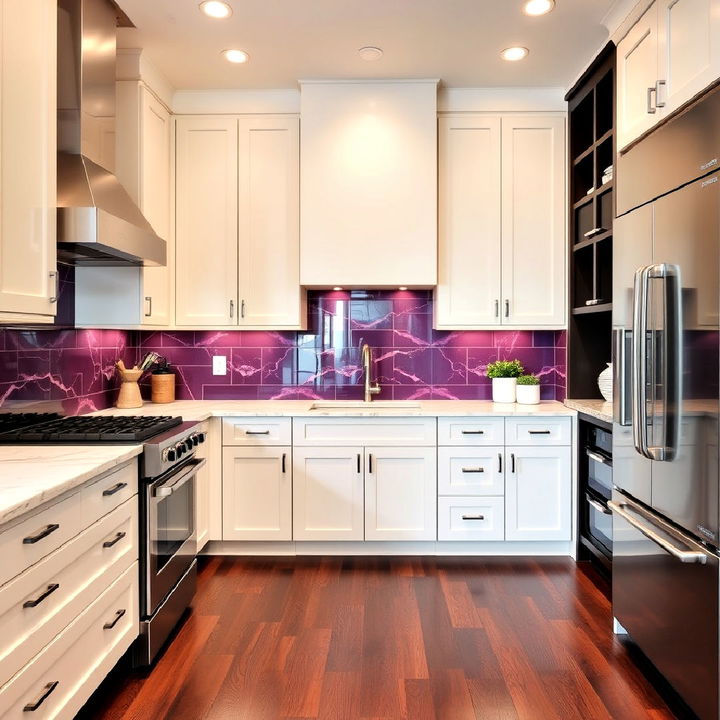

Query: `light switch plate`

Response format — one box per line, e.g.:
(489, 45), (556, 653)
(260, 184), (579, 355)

(212, 355), (227, 376)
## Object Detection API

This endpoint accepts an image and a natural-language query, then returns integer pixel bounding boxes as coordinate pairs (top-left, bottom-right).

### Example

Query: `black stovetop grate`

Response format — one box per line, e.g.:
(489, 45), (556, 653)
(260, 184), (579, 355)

(0, 415), (182, 443)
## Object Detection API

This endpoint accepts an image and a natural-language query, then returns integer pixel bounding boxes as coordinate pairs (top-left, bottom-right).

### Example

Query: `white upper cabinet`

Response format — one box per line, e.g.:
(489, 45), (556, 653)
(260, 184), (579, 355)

(501, 115), (566, 327)
(0, 0), (57, 321)
(300, 81), (438, 288)
(618, 0), (720, 151)
(175, 116), (239, 326)
(435, 114), (566, 329)
(238, 117), (304, 327)
(175, 115), (304, 329)
(436, 115), (502, 328)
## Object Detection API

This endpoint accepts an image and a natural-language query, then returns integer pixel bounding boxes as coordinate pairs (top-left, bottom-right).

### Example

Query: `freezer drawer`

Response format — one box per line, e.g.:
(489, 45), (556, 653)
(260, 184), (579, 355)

(611, 491), (719, 720)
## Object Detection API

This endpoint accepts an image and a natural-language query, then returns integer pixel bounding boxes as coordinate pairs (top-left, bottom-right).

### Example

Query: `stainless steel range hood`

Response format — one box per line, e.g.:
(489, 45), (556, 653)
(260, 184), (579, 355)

(57, 0), (165, 267)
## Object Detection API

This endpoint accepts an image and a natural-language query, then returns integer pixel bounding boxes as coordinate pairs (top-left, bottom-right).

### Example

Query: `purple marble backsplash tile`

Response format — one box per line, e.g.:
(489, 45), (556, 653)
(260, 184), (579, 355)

(0, 290), (567, 411)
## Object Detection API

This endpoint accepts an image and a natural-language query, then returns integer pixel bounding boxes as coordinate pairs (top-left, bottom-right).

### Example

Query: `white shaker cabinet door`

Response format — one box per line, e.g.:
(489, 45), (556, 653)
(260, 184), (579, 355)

(364, 447), (437, 541)
(175, 116), (238, 326)
(501, 115), (566, 327)
(293, 447), (365, 541)
(0, 0), (56, 320)
(505, 446), (572, 541)
(435, 115), (502, 329)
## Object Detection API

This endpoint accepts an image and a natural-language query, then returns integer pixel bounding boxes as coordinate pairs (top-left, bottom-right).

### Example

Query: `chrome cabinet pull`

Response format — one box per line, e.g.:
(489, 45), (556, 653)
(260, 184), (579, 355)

(23, 583), (60, 609)
(144, 296), (152, 317)
(241, 299), (246, 319)
(229, 299), (234, 318)
(647, 86), (657, 114)
(495, 300), (499, 318)
(23, 523), (59, 545)
(102, 531), (127, 549)
(103, 608), (126, 630)
(23, 681), (59, 712)
(461, 467), (484, 473)
(609, 501), (707, 564)
(655, 79), (666, 108)
(461, 514), (485, 521)
(48, 271), (59, 304)
(102, 482), (128, 497)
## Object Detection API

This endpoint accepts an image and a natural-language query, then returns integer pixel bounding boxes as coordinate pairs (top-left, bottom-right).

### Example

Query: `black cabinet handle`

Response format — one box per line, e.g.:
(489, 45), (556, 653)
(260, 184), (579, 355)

(528, 430), (551, 435)
(461, 430), (484, 435)
(102, 482), (127, 497)
(281, 453), (287, 474)
(103, 608), (126, 630)
(511, 453), (516, 473)
(102, 531), (127, 549)
(461, 467), (484, 473)
(23, 681), (59, 712)
(368, 454), (373, 474)
(23, 524), (59, 545)
(245, 430), (270, 435)
(461, 514), (485, 521)
(23, 583), (60, 609)
(498, 453), (502, 473)
(357, 453), (361, 473)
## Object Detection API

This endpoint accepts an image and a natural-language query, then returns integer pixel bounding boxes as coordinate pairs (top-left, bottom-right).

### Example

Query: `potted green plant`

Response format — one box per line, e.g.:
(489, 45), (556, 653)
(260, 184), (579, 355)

(516, 374), (541, 405)
(486, 359), (524, 403)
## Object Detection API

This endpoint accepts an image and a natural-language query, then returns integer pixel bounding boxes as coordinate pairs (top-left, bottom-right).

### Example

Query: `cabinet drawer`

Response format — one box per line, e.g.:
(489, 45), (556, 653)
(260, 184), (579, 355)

(438, 447), (504, 496)
(293, 417), (436, 446)
(0, 562), (138, 720)
(505, 417), (571, 445)
(82, 462), (137, 525)
(222, 417), (292, 446)
(0, 499), (137, 687)
(438, 497), (504, 541)
(438, 417), (504, 446)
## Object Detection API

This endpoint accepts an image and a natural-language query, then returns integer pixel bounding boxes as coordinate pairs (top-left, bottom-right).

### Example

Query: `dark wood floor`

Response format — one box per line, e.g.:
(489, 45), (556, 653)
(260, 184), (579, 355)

(78, 556), (686, 720)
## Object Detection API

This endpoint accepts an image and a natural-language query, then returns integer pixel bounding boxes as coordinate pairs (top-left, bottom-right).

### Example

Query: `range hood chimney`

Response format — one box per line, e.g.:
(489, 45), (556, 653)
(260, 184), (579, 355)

(57, 0), (165, 266)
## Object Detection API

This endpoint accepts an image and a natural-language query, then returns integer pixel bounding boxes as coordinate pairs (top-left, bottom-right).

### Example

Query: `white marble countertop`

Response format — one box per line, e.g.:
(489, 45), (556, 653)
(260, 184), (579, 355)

(564, 399), (613, 424)
(0, 445), (141, 527)
(93, 399), (576, 420)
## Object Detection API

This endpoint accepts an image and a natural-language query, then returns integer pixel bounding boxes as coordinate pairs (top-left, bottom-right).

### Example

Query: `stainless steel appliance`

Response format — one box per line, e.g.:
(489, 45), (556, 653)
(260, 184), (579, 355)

(612, 85), (720, 720)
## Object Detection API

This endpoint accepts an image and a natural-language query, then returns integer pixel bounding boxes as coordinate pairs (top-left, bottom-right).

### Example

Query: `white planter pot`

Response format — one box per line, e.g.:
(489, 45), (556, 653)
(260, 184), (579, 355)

(516, 384), (540, 405)
(492, 377), (517, 403)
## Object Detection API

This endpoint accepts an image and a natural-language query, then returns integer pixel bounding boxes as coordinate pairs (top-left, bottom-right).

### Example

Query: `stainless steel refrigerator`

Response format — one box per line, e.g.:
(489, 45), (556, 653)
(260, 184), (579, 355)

(612, 85), (720, 720)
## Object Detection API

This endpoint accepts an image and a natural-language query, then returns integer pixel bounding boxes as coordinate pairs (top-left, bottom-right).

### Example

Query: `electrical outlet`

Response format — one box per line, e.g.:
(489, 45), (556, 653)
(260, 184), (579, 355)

(212, 355), (227, 376)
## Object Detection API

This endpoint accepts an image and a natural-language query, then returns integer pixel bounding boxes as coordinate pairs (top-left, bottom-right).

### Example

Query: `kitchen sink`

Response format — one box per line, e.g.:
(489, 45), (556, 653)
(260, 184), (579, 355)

(309, 401), (422, 411)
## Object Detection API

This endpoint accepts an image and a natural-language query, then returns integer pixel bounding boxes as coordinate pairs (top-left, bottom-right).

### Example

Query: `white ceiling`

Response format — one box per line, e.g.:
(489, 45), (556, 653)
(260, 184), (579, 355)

(115, 0), (615, 91)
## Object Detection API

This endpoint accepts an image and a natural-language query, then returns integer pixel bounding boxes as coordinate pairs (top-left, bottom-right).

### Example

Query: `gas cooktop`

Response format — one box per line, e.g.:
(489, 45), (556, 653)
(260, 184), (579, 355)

(0, 414), (182, 443)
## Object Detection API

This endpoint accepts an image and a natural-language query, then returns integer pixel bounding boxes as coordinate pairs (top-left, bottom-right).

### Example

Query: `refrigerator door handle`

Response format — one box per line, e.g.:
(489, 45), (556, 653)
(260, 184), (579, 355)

(613, 328), (630, 426)
(609, 501), (707, 564)
(632, 265), (652, 458)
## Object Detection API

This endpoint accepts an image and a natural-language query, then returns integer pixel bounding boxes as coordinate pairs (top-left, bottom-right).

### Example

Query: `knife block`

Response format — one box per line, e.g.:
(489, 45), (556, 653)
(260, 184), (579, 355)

(116, 367), (144, 409)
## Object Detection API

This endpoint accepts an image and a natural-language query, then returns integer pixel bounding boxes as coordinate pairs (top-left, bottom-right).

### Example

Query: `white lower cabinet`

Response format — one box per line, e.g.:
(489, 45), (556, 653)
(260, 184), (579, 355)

(438, 446), (504, 496)
(223, 447), (292, 541)
(364, 447), (437, 541)
(438, 497), (505, 542)
(505, 446), (572, 541)
(293, 447), (364, 541)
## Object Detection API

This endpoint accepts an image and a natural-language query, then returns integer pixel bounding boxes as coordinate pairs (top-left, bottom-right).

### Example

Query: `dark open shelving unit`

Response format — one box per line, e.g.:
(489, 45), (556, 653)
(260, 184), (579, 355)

(566, 43), (616, 399)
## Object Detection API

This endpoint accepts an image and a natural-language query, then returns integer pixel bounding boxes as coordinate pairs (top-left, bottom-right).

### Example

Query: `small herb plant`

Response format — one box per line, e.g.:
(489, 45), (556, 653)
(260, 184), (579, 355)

(486, 359), (524, 379)
(517, 374), (540, 386)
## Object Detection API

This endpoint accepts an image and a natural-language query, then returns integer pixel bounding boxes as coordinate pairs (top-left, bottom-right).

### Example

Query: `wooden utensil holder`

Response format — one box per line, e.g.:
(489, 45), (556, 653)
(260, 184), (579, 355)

(116, 368), (144, 409)
(151, 372), (175, 404)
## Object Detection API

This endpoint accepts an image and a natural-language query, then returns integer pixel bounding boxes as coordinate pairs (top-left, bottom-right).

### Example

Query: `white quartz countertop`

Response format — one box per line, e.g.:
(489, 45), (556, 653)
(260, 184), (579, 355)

(93, 399), (576, 420)
(0, 445), (141, 527)
(564, 399), (613, 424)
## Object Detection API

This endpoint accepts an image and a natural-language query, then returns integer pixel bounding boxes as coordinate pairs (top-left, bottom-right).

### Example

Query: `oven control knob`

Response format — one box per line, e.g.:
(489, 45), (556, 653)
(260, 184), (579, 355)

(197, 432), (206, 444)
(184, 438), (194, 452)
(166, 448), (177, 463)
(190, 434), (200, 447)
(175, 442), (186, 457)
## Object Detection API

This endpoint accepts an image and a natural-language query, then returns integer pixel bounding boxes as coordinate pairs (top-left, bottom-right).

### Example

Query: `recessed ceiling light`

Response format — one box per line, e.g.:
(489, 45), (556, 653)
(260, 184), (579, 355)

(199, 1), (232, 19)
(358, 46), (383, 62)
(222, 49), (249, 64)
(333, 286), (343, 291)
(523, 0), (555, 16)
(398, 286), (408, 291)
(501, 46), (529, 62)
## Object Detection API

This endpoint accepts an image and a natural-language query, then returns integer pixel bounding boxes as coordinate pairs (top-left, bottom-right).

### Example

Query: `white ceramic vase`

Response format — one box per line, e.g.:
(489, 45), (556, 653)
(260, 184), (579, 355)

(598, 363), (613, 402)
(516, 384), (540, 405)
(492, 377), (517, 403)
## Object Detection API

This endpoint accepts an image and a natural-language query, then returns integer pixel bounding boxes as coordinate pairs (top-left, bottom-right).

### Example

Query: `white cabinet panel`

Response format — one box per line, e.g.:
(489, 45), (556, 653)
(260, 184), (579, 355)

(438, 447), (504, 496)
(617, 3), (661, 150)
(195, 422), (211, 551)
(501, 116), (566, 327)
(223, 447), (292, 541)
(437, 417), (505, 446)
(435, 115), (502, 328)
(175, 116), (238, 326)
(438, 496), (505, 541)
(364, 447), (437, 541)
(238, 117), (303, 328)
(505, 446), (572, 541)
(293, 417), (437, 447)
(0, 0), (56, 320)
(222, 417), (292, 446)
(293, 447), (364, 541)
(300, 81), (437, 288)
(505, 417), (572, 446)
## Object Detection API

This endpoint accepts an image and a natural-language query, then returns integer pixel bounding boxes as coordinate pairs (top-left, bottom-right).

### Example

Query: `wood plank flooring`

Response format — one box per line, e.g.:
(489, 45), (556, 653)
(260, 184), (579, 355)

(77, 557), (689, 720)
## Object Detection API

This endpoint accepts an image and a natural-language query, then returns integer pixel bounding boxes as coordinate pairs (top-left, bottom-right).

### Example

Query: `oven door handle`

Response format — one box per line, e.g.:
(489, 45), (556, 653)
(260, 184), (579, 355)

(152, 458), (206, 498)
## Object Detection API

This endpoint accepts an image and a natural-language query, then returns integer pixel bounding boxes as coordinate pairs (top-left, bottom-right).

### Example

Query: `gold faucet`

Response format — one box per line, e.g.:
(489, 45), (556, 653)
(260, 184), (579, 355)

(361, 343), (381, 402)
